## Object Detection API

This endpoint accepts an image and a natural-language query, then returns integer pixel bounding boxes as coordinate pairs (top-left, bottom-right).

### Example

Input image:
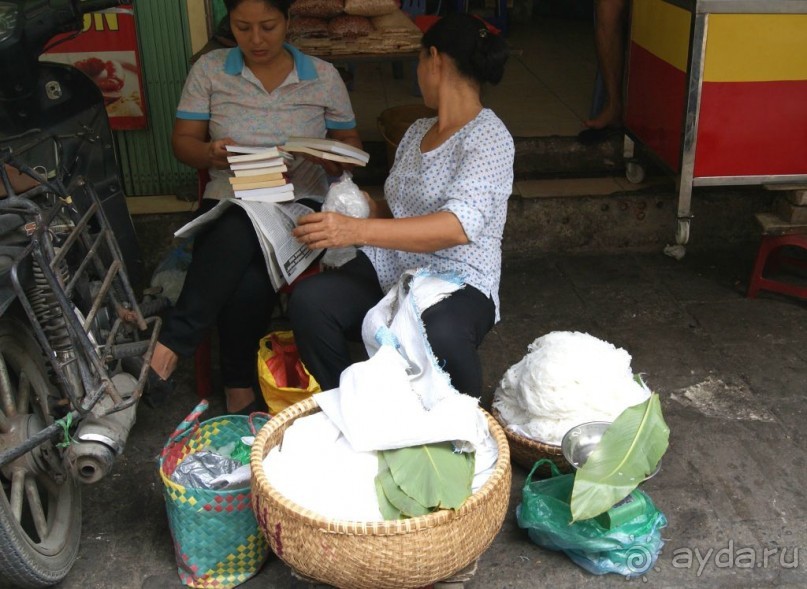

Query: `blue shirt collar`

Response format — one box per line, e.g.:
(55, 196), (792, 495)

(224, 43), (318, 81)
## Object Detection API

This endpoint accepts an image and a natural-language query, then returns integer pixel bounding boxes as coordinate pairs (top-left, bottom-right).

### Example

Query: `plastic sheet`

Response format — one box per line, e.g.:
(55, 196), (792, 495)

(171, 450), (241, 489)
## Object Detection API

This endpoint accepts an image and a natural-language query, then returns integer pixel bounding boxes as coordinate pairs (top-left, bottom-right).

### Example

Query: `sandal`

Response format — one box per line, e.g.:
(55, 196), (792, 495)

(144, 366), (175, 408)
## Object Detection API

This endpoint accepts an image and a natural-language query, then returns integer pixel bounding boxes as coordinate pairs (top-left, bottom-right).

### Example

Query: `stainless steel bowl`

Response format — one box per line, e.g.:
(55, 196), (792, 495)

(561, 421), (612, 469)
(561, 420), (662, 480)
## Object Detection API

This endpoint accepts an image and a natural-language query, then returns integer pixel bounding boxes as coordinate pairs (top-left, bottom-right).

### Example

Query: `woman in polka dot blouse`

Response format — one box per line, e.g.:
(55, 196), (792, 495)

(290, 14), (515, 398)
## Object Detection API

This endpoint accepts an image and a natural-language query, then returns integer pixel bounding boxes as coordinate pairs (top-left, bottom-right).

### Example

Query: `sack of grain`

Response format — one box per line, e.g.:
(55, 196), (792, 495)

(289, 16), (330, 38)
(328, 15), (373, 38)
(370, 9), (421, 33)
(290, 0), (345, 19)
(344, 0), (398, 17)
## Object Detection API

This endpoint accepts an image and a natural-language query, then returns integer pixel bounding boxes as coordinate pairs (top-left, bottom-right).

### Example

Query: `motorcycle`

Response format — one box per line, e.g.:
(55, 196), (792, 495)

(0, 1), (162, 586)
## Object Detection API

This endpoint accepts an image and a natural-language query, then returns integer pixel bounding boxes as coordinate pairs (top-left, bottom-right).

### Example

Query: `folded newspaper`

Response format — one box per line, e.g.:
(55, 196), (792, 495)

(174, 199), (319, 291)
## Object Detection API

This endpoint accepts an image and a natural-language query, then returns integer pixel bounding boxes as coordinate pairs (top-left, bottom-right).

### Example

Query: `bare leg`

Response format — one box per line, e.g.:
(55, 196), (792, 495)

(585, 0), (628, 129)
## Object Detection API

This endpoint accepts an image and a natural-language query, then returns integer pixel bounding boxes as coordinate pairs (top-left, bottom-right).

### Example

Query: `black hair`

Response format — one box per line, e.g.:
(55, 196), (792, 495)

(420, 13), (509, 86)
(224, 0), (292, 19)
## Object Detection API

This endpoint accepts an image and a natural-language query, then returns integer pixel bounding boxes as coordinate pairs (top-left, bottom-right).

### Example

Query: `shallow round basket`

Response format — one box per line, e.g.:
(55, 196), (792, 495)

(251, 396), (512, 589)
(491, 407), (573, 475)
(377, 104), (437, 171)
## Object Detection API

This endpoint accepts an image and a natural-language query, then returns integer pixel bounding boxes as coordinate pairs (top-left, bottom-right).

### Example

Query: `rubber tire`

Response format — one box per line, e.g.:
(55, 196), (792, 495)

(676, 219), (691, 245)
(0, 316), (82, 589)
(625, 160), (646, 184)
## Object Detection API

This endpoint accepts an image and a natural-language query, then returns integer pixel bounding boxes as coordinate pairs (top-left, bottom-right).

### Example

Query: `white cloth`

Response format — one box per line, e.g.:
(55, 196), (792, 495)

(316, 346), (489, 453)
(316, 270), (488, 452)
(262, 412), (383, 521)
(362, 269), (463, 410)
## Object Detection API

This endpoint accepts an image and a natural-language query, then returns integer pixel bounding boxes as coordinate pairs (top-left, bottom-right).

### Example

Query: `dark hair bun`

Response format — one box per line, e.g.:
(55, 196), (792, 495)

(421, 14), (509, 86)
(469, 28), (509, 85)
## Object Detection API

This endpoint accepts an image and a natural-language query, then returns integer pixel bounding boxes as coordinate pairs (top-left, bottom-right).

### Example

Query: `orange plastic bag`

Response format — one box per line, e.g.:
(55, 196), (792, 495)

(257, 331), (320, 414)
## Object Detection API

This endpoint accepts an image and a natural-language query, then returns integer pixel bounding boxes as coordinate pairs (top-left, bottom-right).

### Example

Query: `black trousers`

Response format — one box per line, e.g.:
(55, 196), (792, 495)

(288, 251), (496, 397)
(159, 202), (276, 388)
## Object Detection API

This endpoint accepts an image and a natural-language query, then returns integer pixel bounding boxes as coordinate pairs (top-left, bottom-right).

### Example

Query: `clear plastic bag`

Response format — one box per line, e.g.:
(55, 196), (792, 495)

(321, 172), (370, 268)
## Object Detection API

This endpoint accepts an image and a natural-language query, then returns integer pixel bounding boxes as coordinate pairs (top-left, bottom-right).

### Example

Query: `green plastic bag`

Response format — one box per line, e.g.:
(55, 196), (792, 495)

(516, 459), (667, 577)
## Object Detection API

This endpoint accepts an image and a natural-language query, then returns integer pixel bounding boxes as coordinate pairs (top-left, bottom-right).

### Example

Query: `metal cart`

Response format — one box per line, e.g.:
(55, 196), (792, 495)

(622, 0), (807, 254)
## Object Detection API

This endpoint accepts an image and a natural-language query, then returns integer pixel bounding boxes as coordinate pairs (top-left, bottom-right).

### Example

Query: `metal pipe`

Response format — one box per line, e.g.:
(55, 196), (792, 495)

(0, 414), (76, 468)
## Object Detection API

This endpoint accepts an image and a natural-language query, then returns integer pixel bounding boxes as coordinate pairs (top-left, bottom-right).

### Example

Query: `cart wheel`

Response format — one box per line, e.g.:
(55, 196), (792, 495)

(676, 219), (690, 245)
(625, 160), (646, 184)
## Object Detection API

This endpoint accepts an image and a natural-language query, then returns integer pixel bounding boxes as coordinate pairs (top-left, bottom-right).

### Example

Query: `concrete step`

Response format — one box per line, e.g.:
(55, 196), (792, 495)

(130, 179), (773, 288)
(353, 134), (626, 186)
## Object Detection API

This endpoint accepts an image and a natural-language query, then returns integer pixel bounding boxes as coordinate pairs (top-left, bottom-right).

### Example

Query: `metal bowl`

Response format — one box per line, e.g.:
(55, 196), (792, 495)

(561, 421), (612, 469)
(561, 421), (661, 480)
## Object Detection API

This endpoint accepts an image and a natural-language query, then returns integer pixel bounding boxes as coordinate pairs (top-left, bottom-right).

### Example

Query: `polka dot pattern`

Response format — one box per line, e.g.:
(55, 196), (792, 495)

(361, 108), (514, 321)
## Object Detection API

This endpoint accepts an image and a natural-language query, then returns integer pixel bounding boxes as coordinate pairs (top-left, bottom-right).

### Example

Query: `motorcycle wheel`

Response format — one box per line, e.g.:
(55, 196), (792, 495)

(0, 316), (81, 588)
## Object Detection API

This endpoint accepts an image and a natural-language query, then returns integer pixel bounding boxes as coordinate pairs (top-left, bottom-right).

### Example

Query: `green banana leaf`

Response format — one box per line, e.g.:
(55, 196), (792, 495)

(570, 393), (669, 522)
(374, 476), (403, 520)
(382, 443), (475, 511)
(375, 455), (431, 518)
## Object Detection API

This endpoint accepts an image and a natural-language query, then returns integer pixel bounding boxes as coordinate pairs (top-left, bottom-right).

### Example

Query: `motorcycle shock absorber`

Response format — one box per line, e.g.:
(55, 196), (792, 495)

(26, 256), (72, 352)
(25, 253), (94, 422)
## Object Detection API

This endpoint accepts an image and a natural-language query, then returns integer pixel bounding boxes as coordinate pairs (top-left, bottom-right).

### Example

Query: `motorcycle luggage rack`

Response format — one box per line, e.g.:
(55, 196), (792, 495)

(0, 163), (160, 467)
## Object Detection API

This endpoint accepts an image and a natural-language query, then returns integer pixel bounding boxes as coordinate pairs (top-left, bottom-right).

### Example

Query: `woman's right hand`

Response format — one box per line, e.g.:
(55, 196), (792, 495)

(208, 138), (235, 169)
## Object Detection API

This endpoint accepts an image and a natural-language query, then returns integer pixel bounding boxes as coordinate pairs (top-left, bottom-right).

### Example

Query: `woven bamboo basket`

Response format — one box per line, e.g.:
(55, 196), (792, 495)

(491, 407), (573, 476)
(250, 396), (512, 589)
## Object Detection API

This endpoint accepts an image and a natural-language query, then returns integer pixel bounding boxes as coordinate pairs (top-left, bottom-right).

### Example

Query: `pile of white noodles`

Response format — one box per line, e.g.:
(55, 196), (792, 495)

(492, 331), (650, 446)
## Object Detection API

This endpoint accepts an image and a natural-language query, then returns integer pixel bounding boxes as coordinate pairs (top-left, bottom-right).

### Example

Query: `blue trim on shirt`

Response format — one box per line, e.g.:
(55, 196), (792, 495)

(286, 44), (318, 81)
(176, 110), (210, 120)
(222, 44), (319, 81)
(325, 118), (357, 130)
(224, 47), (244, 75)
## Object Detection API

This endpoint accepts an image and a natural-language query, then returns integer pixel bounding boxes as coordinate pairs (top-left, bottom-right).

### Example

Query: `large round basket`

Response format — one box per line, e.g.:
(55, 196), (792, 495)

(491, 407), (572, 475)
(250, 397), (512, 589)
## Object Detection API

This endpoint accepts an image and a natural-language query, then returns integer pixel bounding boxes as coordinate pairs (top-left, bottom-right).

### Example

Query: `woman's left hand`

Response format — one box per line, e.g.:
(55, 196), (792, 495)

(293, 211), (362, 249)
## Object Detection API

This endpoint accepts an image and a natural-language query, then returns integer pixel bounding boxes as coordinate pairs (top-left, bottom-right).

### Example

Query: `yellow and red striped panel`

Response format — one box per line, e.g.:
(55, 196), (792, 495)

(625, 0), (691, 172)
(695, 14), (807, 177)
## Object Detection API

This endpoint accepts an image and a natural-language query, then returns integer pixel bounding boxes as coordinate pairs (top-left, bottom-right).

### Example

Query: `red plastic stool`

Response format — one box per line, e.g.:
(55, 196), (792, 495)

(747, 233), (807, 300)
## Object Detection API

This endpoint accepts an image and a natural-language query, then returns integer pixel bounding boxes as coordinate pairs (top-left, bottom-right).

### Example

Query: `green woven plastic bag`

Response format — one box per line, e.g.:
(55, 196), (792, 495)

(159, 400), (270, 588)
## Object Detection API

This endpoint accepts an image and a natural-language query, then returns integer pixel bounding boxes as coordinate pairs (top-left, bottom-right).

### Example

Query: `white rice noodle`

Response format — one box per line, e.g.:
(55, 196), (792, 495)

(492, 331), (650, 446)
